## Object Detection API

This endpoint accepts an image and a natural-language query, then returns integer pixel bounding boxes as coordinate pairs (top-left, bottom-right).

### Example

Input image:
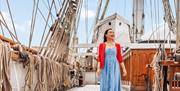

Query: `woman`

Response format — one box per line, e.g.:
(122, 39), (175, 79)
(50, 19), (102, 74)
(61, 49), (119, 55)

(96, 28), (127, 91)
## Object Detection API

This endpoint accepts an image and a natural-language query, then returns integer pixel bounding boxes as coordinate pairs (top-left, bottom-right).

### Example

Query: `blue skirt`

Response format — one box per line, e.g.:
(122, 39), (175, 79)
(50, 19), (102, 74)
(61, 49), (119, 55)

(100, 48), (122, 91)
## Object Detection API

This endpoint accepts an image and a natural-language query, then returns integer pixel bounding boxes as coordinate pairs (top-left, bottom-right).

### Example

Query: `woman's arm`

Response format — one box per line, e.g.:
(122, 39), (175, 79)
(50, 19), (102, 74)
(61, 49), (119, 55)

(120, 62), (127, 76)
(117, 43), (127, 76)
(96, 62), (101, 76)
(96, 44), (102, 77)
(97, 62), (101, 69)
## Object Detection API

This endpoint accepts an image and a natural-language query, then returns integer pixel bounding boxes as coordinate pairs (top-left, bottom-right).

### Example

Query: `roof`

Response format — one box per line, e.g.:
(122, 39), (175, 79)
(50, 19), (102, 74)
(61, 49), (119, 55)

(94, 13), (131, 28)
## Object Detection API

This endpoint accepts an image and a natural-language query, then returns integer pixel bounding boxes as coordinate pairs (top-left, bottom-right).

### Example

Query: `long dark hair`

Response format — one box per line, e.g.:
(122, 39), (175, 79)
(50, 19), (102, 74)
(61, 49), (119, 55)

(103, 28), (112, 42)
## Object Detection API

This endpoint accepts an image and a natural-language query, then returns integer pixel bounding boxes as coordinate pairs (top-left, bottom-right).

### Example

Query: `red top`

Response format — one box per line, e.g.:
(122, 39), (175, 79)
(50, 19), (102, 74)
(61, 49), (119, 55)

(98, 42), (123, 69)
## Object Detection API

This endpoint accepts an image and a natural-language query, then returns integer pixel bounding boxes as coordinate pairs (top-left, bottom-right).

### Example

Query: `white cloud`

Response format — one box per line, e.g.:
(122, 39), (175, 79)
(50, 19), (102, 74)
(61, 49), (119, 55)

(27, 20), (31, 27)
(0, 11), (31, 33)
(81, 8), (95, 19)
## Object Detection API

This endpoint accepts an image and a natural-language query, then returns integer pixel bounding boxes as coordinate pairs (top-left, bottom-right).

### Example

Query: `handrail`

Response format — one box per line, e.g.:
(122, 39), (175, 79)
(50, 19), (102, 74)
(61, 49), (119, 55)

(0, 34), (38, 54)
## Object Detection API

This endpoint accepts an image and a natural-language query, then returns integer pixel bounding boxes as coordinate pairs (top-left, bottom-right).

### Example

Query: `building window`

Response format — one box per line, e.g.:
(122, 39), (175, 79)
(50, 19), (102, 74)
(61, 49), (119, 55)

(108, 22), (111, 25)
(119, 22), (121, 26)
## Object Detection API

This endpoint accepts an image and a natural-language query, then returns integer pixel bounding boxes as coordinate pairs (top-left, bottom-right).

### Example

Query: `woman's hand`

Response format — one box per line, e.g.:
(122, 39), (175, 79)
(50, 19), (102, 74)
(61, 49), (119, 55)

(122, 69), (127, 76)
(96, 68), (101, 77)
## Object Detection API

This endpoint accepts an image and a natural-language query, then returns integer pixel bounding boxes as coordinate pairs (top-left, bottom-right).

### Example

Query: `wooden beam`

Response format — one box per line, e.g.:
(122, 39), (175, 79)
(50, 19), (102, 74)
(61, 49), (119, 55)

(0, 34), (38, 54)
(72, 53), (97, 56)
(73, 43), (98, 48)
(0, 34), (16, 45)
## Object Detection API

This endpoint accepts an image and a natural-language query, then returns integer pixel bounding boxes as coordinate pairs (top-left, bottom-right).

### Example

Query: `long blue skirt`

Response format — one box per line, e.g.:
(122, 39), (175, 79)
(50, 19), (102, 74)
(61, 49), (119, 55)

(100, 48), (122, 91)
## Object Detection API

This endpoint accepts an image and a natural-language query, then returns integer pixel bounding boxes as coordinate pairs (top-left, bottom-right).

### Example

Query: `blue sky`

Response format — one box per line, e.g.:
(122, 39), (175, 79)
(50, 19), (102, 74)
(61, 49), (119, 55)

(0, 0), (176, 47)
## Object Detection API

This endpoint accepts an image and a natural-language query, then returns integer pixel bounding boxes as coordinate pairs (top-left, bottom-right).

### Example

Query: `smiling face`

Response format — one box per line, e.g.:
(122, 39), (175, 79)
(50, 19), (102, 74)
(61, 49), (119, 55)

(105, 29), (115, 41)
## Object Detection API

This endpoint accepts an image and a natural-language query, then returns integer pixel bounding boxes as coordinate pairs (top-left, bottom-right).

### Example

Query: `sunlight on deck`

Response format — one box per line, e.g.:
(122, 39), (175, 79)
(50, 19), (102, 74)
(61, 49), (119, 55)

(68, 85), (100, 91)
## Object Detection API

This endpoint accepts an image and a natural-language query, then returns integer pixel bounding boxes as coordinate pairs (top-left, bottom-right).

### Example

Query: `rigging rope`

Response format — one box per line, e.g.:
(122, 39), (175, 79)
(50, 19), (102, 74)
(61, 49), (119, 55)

(37, 8), (51, 28)
(40, 0), (70, 53)
(157, 0), (160, 43)
(39, 0), (55, 48)
(135, 0), (138, 40)
(0, 21), (14, 41)
(150, 52), (162, 91)
(0, 12), (18, 41)
(100, 0), (110, 20)
(149, 0), (155, 45)
(0, 12), (15, 41)
(85, 0), (88, 44)
(0, 22), (5, 36)
(91, 0), (102, 43)
(0, 41), (12, 91)
(49, 32), (62, 59)
(46, 0), (55, 23)
(51, 32), (65, 60)
(0, 2), (4, 36)
(39, 20), (58, 54)
(154, 0), (160, 50)
(75, 0), (83, 36)
(154, 0), (158, 44)
(53, 0), (58, 15)
(29, 0), (40, 48)
(57, 0), (62, 8)
(68, 0), (83, 50)
(0, 0), (80, 90)
(57, 0), (66, 18)
(44, 29), (61, 57)
(5, 0), (19, 43)
(41, 0), (56, 19)
(0, 41), (73, 90)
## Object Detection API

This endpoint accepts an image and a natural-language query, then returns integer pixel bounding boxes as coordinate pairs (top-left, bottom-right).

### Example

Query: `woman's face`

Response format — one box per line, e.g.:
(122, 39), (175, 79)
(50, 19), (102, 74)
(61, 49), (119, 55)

(105, 30), (115, 40)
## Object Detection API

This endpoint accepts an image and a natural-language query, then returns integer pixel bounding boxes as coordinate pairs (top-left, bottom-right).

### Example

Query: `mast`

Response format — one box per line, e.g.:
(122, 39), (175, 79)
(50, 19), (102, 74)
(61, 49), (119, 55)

(132, 0), (144, 42)
(100, 0), (110, 20)
(91, 0), (103, 43)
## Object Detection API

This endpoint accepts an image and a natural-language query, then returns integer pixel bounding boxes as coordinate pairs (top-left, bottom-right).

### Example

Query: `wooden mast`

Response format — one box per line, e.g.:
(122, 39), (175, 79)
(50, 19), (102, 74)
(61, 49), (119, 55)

(132, 0), (144, 42)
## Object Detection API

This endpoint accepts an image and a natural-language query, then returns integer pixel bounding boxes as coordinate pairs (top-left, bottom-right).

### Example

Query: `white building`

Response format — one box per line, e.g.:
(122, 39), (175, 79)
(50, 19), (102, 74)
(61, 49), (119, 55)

(94, 13), (132, 47)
